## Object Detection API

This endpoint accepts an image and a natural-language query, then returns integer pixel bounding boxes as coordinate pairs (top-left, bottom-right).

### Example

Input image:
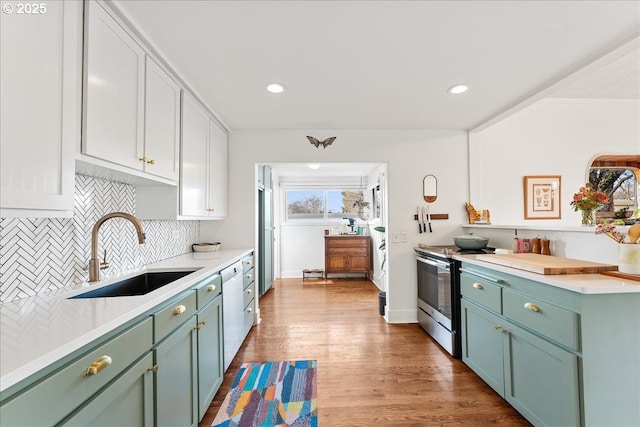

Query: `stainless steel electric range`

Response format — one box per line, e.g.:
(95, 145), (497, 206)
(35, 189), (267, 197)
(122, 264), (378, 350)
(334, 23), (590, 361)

(414, 244), (494, 358)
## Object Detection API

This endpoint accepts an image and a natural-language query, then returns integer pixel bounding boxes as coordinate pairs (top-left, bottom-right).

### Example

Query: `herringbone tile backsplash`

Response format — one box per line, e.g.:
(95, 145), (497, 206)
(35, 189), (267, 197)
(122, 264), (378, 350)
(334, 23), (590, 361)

(0, 175), (199, 303)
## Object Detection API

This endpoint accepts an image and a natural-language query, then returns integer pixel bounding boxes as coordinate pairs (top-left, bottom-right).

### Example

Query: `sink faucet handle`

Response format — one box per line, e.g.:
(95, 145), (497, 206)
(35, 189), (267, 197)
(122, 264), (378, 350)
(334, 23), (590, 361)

(100, 249), (109, 270)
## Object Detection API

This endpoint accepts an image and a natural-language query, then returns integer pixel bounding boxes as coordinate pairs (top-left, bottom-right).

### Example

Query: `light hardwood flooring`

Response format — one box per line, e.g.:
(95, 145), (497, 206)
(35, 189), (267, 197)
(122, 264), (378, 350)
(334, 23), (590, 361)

(199, 278), (531, 427)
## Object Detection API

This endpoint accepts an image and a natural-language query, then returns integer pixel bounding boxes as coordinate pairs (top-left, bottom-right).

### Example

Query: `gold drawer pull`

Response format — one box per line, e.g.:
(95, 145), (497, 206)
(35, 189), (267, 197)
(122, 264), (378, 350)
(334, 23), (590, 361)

(524, 302), (540, 312)
(207, 284), (216, 292)
(147, 365), (159, 373)
(84, 355), (112, 377)
(139, 156), (147, 162)
(472, 283), (483, 290)
(173, 305), (186, 315)
(146, 159), (155, 164)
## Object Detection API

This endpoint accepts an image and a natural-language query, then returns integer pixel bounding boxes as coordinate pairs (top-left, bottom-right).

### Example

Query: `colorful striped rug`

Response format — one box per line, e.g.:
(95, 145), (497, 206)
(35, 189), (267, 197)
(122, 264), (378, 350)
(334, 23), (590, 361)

(212, 360), (318, 427)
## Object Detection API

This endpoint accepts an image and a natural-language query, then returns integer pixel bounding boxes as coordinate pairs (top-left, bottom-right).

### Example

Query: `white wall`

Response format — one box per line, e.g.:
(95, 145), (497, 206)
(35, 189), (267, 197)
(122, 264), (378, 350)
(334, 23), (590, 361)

(468, 98), (639, 264)
(200, 129), (469, 323)
(470, 99), (639, 225)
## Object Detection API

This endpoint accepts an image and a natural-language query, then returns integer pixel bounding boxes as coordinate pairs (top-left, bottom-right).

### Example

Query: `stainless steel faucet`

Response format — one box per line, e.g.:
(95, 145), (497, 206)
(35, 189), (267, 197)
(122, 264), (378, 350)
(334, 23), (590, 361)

(89, 212), (145, 282)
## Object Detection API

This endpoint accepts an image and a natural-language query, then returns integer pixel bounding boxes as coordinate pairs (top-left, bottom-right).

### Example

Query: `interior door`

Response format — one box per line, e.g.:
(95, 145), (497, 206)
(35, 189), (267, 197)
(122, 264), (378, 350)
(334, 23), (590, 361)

(258, 166), (274, 296)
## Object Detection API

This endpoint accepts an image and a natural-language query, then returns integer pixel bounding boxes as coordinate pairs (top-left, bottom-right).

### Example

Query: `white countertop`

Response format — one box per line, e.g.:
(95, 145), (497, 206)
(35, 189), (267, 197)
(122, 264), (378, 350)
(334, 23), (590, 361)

(0, 249), (252, 392)
(455, 254), (640, 294)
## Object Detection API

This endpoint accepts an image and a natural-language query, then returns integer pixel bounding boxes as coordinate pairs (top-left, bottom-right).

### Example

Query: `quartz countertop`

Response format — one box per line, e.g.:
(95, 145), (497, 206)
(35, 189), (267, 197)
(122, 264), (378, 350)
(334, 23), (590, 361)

(0, 249), (252, 392)
(454, 254), (640, 294)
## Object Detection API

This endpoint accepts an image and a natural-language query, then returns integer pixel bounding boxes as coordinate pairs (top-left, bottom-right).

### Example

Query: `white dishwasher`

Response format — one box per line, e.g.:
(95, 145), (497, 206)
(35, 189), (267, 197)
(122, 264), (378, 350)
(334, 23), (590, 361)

(221, 261), (244, 371)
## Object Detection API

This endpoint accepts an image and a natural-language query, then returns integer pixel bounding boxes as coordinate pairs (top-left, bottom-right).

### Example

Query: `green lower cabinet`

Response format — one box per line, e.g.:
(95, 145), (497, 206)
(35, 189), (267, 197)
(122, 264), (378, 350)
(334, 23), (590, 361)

(154, 317), (198, 427)
(59, 352), (155, 426)
(462, 299), (580, 427)
(461, 299), (504, 395)
(197, 296), (224, 419)
(503, 321), (580, 427)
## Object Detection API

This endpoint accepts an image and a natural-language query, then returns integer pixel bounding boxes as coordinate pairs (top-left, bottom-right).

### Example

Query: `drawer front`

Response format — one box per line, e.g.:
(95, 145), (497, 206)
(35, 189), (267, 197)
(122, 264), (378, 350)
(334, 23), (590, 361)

(242, 255), (254, 273)
(154, 291), (197, 343)
(326, 237), (368, 248)
(195, 273), (222, 309)
(460, 274), (502, 313)
(243, 300), (255, 334)
(503, 289), (579, 350)
(243, 268), (254, 288)
(243, 283), (255, 308)
(327, 247), (368, 256)
(0, 317), (152, 426)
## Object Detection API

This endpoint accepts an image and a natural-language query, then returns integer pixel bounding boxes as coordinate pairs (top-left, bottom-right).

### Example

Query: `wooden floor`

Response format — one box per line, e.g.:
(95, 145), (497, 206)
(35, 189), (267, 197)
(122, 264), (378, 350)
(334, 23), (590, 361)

(199, 278), (531, 427)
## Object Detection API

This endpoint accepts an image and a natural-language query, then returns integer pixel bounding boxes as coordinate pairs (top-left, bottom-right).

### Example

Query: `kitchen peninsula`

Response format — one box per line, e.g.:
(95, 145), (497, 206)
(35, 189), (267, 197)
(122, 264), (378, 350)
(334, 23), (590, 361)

(454, 254), (640, 427)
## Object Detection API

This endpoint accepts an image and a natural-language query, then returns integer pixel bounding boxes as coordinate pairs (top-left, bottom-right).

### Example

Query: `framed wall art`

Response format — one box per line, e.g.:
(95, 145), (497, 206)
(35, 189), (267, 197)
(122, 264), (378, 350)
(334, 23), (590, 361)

(523, 175), (561, 219)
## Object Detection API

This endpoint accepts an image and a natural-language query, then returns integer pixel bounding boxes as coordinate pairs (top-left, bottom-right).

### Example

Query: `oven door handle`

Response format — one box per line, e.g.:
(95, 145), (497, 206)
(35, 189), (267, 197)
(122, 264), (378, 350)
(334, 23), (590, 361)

(417, 256), (450, 271)
(459, 268), (504, 284)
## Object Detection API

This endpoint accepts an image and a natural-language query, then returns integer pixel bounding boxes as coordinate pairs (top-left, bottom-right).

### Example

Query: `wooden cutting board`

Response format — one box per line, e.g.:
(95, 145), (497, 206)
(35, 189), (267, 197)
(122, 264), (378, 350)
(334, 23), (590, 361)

(476, 253), (618, 275)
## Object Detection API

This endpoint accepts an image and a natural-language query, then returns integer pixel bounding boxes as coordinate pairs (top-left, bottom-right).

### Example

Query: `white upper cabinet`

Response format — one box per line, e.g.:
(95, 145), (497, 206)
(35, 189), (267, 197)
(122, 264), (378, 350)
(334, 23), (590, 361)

(181, 94), (209, 217)
(83, 1), (145, 171)
(0, 1), (82, 217)
(179, 94), (228, 219)
(82, 1), (180, 183)
(207, 120), (228, 219)
(144, 57), (181, 180)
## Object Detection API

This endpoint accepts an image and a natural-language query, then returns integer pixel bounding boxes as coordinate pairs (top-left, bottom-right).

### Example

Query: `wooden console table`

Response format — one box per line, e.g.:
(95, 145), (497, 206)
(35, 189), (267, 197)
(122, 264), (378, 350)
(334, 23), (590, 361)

(324, 235), (371, 280)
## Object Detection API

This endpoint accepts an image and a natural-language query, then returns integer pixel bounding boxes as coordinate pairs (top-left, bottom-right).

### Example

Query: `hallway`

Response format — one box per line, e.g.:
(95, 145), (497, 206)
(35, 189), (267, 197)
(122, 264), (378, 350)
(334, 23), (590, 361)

(199, 278), (530, 427)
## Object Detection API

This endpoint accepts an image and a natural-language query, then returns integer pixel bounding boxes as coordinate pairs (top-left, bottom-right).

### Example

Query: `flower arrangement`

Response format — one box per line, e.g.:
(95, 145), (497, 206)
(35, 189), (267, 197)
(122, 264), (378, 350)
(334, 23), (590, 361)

(570, 183), (608, 226)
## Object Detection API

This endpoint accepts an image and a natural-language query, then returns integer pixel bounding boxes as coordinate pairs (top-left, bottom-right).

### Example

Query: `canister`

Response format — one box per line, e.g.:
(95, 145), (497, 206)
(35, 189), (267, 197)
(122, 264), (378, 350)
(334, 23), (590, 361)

(618, 243), (640, 274)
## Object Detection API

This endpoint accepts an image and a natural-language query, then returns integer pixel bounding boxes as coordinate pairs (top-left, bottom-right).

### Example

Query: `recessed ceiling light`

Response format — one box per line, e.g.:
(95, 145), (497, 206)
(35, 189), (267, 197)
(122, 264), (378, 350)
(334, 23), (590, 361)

(447, 84), (469, 94)
(308, 164), (320, 170)
(266, 83), (286, 94)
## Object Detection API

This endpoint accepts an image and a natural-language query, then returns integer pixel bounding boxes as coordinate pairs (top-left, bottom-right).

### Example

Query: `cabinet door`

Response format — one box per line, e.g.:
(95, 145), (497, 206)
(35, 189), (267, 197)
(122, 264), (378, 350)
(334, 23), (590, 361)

(0, 1), (81, 215)
(83, 1), (145, 170)
(180, 94), (208, 217)
(155, 317), (198, 427)
(348, 254), (370, 271)
(60, 353), (154, 427)
(327, 255), (348, 272)
(197, 297), (224, 419)
(207, 119), (228, 218)
(144, 57), (180, 180)
(503, 322), (580, 427)
(461, 300), (505, 396)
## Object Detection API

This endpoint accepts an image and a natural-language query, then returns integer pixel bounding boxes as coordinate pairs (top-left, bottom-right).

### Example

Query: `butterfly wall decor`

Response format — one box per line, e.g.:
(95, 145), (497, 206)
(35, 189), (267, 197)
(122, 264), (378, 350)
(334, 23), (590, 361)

(306, 136), (336, 149)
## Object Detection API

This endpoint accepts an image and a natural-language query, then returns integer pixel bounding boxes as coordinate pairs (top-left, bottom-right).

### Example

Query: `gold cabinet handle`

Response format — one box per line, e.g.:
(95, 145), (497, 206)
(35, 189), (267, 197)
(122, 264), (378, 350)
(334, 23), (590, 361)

(195, 320), (206, 330)
(524, 302), (540, 312)
(206, 208), (214, 212)
(147, 365), (159, 373)
(173, 305), (186, 315)
(146, 159), (155, 164)
(84, 355), (112, 377)
(493, 324), (501, 330)
(207, 284), (216, 292)
(139, 156), (147, 163)
(472, 283), (483, 290)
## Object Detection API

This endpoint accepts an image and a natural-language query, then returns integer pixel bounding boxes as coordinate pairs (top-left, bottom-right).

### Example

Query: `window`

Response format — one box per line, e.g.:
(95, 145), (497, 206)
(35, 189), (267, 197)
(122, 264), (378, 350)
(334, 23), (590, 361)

(286, 189), (367, 221)
(590, 167), (638, 218)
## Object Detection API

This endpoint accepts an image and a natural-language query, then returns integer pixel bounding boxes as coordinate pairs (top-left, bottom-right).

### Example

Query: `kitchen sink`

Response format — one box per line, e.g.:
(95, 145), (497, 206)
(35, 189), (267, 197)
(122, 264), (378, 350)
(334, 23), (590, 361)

(69, 270), (199, 299)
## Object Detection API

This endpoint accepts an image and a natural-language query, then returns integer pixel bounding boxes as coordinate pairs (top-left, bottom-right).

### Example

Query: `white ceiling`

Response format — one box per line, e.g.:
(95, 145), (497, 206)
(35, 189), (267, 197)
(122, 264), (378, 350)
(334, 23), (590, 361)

(115, 0), (640, 132)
